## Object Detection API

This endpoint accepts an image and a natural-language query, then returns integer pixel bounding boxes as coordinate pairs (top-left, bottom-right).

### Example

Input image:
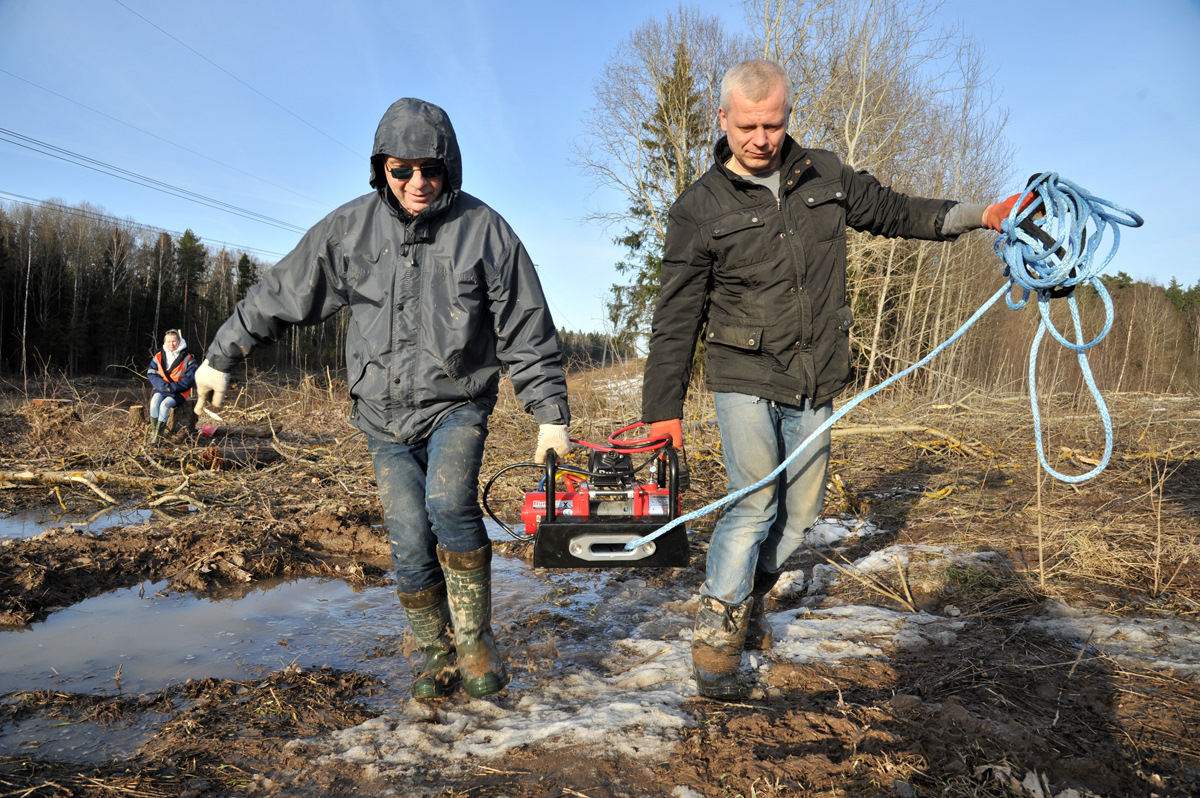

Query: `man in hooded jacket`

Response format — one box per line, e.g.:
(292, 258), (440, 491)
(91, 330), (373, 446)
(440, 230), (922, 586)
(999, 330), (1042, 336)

(193, 98), (572, 699)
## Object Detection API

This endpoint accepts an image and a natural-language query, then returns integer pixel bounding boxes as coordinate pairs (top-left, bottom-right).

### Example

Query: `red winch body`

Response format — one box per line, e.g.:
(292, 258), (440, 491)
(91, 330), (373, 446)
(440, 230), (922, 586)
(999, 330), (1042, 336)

(519, 480), (675, 535)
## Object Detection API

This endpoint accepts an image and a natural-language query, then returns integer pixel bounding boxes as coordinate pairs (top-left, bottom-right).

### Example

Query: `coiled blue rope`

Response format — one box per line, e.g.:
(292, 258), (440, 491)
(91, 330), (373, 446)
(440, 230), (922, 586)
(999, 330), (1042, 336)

(626, 172), (1143, 551)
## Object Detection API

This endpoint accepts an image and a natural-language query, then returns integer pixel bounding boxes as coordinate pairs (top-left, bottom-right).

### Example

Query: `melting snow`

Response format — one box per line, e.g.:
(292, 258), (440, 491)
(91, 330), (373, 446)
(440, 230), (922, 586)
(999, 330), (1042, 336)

(304, 516), (1200, 789)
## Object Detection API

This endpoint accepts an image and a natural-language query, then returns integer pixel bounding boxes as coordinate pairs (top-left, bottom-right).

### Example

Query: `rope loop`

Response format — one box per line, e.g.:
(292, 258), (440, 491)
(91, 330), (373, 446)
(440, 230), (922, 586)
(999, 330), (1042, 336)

(625, 173), (1142, 550)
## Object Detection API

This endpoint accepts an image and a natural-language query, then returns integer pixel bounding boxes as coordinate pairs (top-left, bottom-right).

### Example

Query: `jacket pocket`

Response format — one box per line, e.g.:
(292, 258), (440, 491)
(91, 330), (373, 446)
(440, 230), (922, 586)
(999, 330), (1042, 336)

(705, 317), (765, 352)
(796, 178), (847, 243)
(710, 209), (772, 269)
(439, 351), (488, 398)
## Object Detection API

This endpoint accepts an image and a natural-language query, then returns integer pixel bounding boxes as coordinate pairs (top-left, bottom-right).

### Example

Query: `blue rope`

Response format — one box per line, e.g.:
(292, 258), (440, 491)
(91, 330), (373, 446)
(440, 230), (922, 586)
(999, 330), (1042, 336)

(626, 172), (1143, 551)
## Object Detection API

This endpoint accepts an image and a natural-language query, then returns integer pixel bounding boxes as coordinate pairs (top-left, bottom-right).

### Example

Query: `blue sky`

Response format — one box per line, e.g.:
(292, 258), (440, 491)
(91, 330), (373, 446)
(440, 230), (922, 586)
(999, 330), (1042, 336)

(1, 0), (1197, 335)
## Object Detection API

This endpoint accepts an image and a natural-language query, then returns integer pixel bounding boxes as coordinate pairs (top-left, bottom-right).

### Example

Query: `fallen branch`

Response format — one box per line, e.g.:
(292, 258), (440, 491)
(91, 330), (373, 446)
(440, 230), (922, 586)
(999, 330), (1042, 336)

(1, 469), (118, 504)
(831, 424), (990, 458)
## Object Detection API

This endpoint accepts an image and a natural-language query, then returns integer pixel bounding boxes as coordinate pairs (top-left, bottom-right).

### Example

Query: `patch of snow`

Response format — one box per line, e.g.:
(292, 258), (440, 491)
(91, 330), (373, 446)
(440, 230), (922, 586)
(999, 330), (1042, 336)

(1027, 600), (1200, 675)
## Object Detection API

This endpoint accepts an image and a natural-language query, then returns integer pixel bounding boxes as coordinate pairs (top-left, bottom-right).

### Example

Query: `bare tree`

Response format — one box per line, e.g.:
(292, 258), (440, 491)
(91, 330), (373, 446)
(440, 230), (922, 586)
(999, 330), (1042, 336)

(575, 4), (749, 348)
(746, 0), (1014, 396)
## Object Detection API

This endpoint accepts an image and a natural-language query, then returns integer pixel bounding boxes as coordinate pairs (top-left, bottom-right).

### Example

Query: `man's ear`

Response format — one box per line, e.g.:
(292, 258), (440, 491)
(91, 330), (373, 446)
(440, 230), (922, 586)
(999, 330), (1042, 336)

(718, 106), (728, 133)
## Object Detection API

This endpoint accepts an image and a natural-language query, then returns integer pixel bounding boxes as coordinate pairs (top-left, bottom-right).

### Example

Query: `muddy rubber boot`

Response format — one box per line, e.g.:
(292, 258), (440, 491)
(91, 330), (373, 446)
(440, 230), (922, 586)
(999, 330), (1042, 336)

(692, 595), (752, 701)
(397, 582), (458, 699)
(745, 569), (783, 651)
(149, 418), (161, 444)
(438, 543), (508, 698)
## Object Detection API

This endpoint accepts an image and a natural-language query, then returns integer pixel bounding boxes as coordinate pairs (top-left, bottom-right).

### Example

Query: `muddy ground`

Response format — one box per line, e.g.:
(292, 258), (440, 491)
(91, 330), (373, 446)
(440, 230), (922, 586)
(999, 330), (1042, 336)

(1, 370), (1199, 797)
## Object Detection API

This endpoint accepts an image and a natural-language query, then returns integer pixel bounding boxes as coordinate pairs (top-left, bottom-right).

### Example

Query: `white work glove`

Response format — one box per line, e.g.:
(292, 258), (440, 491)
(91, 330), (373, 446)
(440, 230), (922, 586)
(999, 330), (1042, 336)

(534, 424), (571, 464)
(193, 359), (230, 418)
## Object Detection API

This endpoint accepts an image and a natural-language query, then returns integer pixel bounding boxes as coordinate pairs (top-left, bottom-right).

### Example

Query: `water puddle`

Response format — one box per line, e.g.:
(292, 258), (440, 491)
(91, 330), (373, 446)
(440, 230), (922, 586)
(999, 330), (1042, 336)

(0, 506), (157, 540)
(0, 522), (651, 762)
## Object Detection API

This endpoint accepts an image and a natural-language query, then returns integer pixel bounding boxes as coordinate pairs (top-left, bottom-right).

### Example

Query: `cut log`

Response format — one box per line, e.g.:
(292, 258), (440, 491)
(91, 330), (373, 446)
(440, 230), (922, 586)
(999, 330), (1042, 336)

(199, 444), (283, 470)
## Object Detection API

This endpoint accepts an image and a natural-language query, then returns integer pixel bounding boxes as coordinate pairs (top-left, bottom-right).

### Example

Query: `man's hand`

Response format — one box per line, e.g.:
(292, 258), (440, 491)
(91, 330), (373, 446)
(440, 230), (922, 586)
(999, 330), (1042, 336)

(535, 424), (571, 464)
(648, 418), (684, 450)
(983, 191), (1037, 232)
(193, 359), (230, 418)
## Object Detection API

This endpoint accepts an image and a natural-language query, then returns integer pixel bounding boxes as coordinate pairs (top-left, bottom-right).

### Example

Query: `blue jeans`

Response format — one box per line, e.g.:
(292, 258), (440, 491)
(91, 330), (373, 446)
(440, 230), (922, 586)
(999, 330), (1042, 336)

(702, 392), (833, 604)
(149, 392), (178, 422)
(368, 402), (491, 594)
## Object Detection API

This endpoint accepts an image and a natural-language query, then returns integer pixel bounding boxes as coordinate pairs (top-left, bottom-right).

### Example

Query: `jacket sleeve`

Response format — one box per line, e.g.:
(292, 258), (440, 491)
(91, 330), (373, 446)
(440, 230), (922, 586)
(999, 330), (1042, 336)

(147, 356), (168, 393)
(641, 201), (713, 423)
(487, 237), (570, 426)
(205, 218), (349, 372)
(842, 166), (957, 241)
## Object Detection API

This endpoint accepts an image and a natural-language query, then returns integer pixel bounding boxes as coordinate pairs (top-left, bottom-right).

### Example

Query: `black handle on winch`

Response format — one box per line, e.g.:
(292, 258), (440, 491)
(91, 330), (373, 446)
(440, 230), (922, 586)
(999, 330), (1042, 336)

(544, 448), (558, 522)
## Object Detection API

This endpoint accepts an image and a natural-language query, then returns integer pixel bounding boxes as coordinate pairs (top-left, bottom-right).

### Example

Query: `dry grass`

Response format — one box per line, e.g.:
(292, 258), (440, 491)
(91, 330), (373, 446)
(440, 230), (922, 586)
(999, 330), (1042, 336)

(3, 366), (1198, 614)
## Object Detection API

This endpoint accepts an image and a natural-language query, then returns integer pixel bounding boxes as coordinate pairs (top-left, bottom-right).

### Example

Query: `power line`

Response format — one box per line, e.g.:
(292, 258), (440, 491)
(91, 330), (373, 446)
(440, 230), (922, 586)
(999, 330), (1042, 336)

(111, 0), (362, 159)
(0, 127), (307, 234)
(0, 68), (330, 209)
(0, 190), (288, 260)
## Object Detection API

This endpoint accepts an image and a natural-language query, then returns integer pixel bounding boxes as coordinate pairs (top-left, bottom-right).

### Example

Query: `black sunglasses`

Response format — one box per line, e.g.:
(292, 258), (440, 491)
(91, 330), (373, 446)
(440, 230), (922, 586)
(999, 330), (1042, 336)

(389, 163), (446, 180)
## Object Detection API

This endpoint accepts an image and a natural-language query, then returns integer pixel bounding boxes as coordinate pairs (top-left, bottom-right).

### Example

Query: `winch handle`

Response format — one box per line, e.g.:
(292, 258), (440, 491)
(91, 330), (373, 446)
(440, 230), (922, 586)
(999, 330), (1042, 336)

(544, 448), (558, 522)
(662, 444), (680, 521)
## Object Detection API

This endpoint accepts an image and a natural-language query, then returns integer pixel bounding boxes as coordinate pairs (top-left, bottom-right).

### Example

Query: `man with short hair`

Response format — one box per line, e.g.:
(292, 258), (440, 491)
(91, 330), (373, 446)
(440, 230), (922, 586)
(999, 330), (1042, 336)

(194, 98), (571, 700)
(642, 59), (1023, 699)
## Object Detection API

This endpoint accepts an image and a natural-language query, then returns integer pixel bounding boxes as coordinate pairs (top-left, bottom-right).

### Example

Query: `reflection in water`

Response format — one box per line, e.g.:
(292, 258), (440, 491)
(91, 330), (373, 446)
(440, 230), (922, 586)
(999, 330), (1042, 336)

(0, 506), (161, 540)
(0, 530), (555, 696)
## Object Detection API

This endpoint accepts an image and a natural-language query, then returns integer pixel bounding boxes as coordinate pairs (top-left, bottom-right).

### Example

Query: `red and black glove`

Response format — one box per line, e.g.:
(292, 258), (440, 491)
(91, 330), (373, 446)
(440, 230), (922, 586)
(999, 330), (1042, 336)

(648, 418), (684, 450)
(648, 418), (689, 491)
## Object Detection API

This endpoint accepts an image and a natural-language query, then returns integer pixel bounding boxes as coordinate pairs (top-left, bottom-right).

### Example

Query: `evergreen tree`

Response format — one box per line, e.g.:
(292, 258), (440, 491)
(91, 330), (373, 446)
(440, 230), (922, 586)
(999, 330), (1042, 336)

(235, 253), (258, 302)
(606, 40), (710, 349)
(175, 229), (207, 336)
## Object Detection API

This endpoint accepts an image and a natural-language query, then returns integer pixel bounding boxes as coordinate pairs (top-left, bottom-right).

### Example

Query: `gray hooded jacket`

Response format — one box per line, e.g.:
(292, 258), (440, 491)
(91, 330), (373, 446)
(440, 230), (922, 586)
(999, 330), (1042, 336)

(205, 98), (569, 444)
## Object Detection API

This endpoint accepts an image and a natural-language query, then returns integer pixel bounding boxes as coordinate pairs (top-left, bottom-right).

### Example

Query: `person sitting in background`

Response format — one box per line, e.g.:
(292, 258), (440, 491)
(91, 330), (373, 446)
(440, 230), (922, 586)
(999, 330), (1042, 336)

(146, 329), (197, 443)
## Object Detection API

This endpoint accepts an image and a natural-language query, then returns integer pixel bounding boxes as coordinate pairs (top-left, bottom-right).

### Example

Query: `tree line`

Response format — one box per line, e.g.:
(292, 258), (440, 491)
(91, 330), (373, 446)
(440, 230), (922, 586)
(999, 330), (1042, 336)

(0, 200), (634, 384)
(575, 0), (1200, 396)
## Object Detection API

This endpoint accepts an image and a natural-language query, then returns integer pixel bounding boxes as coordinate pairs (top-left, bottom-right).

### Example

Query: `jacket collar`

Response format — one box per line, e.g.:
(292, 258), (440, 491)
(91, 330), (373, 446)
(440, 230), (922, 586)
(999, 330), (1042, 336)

(380, 185), (456, 242)
(713, 135), (819, 188)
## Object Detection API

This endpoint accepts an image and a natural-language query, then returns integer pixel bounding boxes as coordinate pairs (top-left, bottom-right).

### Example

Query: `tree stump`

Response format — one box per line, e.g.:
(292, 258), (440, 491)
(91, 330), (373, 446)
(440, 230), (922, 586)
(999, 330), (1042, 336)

(166, 400), (198, 436)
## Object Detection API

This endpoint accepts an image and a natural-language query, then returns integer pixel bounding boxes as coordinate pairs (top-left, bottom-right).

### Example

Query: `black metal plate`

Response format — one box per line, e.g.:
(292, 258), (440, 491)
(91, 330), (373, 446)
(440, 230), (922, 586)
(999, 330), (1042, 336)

(531, 519), (689, 568)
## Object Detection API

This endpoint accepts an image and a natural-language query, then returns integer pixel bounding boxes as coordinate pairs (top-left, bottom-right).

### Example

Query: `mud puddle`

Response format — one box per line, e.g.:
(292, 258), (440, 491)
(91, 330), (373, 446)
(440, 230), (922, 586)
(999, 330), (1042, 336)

(0, 522), (647, 763)
(0, 506), (155, 540)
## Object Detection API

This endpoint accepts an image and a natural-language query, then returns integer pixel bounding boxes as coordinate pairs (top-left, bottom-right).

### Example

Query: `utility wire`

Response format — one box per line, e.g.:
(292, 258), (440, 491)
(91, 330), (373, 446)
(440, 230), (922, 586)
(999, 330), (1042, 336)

(111, 0), (362, 159)
(0, 127), (307, 234)
(0, 68), (330, 209)
(0, 190), (288, 259)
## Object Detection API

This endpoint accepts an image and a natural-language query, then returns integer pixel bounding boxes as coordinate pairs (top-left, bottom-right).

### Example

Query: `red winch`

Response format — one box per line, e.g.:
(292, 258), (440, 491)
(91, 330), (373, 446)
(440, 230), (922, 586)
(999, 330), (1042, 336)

(483, 423), (690, 568)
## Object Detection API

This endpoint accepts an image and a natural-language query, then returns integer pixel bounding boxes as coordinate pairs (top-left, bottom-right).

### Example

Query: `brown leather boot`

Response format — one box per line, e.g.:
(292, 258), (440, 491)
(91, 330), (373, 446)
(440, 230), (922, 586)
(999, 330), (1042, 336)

(745, 568), (783, 651)
(692, 595), (752, 700)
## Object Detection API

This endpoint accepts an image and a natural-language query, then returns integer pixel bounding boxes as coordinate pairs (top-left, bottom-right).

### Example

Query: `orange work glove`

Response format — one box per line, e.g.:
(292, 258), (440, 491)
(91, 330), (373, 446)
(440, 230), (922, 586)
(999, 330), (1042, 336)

(983, 191), (1037, 232)
(648, 418), (684, 450)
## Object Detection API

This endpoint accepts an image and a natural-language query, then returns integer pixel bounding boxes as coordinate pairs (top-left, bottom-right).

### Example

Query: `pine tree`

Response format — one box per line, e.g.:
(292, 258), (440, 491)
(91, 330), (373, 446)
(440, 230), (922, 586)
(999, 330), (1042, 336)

(606, 40), (710, 348)
(235, 253), (258, 302)
(175, 229), (207, 336)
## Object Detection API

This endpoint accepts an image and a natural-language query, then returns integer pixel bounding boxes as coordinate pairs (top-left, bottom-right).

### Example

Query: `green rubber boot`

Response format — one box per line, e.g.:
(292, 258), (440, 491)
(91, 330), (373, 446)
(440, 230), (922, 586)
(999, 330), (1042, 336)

(149, 418), (162, 444)
(692, 594), (752, 701)
(438, 543), (508, 698)
(745, 568), (783, 651)
(397, 582), (458, 699)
